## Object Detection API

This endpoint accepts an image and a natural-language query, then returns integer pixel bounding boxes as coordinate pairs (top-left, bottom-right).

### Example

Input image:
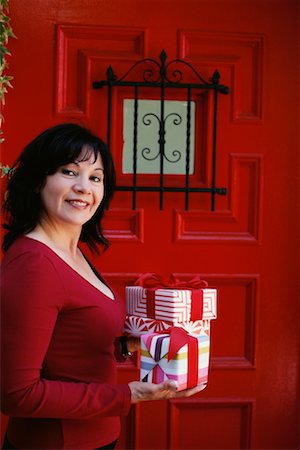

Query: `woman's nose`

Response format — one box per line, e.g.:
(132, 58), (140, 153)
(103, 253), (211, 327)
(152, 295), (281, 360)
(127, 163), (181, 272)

(73, 177), (91, 194)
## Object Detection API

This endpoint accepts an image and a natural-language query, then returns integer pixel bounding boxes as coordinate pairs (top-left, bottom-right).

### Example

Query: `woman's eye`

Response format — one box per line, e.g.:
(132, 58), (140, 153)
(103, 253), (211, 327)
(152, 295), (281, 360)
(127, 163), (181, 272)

(91, 176), (103, 183)
(61, 168), (76, 176)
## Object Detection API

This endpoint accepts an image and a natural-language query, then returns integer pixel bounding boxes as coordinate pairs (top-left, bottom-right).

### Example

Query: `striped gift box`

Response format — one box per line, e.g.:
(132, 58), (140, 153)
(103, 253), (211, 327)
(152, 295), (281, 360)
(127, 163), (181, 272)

(140, 331), (210, 391)
(124, 315), (212, 337)
(126, 286), (217, 324)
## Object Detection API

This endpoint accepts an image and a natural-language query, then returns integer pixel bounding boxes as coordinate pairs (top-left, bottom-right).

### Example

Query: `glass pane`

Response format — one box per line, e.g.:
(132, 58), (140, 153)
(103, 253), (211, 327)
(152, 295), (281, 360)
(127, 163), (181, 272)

(123, 99), (195, 174)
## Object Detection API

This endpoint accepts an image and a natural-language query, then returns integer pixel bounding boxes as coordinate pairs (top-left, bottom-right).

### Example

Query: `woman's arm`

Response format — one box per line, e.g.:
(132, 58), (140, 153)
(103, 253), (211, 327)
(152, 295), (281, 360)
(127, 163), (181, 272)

(1, 250), (131, 419)
(114, 336), (140, 362)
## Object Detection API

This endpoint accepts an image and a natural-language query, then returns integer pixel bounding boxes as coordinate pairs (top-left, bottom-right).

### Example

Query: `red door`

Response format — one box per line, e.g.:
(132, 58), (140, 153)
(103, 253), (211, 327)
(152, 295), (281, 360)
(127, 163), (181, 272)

(1, 1), (298, 449)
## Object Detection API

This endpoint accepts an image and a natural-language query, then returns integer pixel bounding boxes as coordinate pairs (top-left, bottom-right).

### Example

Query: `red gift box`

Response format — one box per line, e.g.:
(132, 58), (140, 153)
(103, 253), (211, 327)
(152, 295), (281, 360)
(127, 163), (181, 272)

(126, 273), (217, 324)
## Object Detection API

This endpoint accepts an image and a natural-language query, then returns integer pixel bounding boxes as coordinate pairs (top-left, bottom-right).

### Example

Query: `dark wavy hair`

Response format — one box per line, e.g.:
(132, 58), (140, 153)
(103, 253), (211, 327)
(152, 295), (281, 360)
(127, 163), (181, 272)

(2, 123), (116, 253)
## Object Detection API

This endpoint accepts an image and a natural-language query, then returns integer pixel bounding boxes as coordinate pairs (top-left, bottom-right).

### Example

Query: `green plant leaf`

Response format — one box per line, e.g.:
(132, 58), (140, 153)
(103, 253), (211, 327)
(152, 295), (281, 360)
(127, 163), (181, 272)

(1, 0), (10, 9)
(0, 162), (11, 177)
(0, 0), (16, 136)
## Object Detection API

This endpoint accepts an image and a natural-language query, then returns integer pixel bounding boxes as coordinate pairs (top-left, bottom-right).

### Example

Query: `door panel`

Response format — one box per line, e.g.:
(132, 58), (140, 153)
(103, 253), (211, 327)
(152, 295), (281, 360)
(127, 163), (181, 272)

(2, 1), (298, 448)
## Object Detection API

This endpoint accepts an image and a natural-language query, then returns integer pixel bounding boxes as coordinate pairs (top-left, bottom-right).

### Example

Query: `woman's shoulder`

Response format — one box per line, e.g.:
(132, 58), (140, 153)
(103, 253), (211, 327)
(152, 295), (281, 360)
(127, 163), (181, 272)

(2, 236), (58, 268)
(1, 236), (66, 308)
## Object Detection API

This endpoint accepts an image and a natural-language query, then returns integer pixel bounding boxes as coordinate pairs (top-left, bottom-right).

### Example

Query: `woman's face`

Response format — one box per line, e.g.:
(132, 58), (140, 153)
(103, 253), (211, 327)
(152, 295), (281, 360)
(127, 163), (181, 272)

(40, 147), (105, 231)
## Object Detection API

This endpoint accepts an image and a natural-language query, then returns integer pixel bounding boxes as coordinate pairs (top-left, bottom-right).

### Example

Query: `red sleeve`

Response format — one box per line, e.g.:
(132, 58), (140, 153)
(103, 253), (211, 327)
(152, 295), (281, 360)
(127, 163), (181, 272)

(114, 337), (125, 362)
(1, 250), (131, 419)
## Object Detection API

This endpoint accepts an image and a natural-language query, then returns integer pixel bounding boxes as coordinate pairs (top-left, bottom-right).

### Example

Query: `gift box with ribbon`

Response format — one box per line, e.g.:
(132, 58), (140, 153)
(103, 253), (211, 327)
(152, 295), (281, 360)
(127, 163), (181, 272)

(124, 314), (212, 337)
(126, 273), (217, 324)
(140, 327), (210, 391)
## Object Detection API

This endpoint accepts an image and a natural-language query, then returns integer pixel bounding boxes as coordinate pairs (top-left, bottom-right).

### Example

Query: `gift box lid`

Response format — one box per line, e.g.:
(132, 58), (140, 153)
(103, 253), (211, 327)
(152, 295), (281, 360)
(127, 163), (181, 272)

(126, 286), (217, 320)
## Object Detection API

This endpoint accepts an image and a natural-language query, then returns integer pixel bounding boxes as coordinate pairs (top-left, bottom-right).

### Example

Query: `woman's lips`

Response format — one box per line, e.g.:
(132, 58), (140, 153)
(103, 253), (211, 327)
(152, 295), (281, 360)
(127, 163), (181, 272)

(66, 199), (90, 208)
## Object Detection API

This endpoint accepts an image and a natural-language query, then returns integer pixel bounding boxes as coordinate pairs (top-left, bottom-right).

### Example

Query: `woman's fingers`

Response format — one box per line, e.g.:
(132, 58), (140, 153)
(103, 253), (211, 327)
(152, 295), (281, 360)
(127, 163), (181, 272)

(128, 380), (206, 403)
(174, 383), (207, 398)
(129, 380), (177, 402)
(158, 380), (178, 391)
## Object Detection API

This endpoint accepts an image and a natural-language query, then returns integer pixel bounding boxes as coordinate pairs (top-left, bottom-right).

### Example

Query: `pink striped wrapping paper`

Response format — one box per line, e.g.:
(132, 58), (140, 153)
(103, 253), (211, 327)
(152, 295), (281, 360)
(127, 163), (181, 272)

(124, 315), (212, 337)
(140, 331), (210, 391)
(126, 286), (217, 324)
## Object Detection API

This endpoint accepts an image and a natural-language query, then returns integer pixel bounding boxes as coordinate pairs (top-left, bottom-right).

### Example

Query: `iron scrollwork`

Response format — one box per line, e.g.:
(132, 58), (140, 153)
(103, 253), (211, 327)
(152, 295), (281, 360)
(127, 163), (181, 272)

(141, 112), (182, 164)
(93, 50), (229, 210)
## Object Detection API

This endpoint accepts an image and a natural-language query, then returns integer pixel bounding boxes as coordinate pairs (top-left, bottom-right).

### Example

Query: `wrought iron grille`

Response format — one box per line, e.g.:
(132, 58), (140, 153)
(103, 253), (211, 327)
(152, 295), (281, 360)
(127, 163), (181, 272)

(93, 50), (229, 210)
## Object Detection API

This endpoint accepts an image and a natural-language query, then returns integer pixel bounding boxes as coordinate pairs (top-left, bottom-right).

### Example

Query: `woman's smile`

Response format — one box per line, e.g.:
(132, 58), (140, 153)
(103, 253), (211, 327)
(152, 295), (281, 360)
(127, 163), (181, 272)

(66, 199), (91, 208)
(39, 149), (105, 230)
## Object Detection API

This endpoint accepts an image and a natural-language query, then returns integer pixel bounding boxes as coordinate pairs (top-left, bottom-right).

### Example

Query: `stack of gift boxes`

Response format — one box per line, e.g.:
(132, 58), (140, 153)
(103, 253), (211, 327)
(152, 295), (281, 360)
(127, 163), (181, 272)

(124, 274), (217, 391)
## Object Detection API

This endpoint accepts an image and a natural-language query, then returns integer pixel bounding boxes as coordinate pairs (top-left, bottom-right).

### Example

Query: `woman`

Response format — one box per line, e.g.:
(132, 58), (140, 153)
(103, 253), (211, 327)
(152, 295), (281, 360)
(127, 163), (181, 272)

(1, 123), (205, 450)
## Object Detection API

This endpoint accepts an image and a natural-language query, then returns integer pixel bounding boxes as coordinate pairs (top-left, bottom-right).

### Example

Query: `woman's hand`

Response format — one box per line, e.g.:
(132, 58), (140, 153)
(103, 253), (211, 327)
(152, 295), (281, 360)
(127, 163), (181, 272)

(127, 336), (140, 353)
(128, 380), (207, 403)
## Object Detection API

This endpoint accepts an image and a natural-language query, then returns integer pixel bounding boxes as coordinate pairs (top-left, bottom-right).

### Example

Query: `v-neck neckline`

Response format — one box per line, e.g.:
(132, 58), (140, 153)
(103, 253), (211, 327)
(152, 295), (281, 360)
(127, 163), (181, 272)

(21, 236), (115, 301)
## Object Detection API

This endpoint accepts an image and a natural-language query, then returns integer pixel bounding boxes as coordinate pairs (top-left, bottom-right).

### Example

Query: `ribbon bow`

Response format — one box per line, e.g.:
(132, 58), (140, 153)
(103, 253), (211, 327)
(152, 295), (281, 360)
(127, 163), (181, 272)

(135, 273), (208, 289)
(166, 326), (197, 361)
(135, 273), (207, 321)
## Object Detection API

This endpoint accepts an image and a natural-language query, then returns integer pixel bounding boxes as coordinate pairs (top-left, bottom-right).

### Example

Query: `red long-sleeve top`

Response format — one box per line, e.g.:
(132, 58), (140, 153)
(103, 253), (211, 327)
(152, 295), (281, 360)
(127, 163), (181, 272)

(1, 236), (132, 449)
